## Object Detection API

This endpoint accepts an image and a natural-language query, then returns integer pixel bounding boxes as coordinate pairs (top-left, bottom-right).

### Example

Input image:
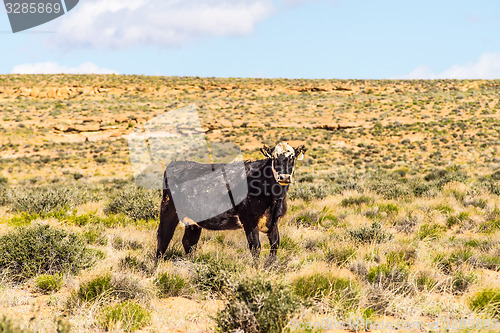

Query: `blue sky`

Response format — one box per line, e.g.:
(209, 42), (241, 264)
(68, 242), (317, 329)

(1, 0), (499, 79)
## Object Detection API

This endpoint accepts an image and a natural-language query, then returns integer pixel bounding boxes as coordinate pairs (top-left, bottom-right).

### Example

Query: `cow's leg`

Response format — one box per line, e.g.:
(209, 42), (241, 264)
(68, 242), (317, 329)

(245, 226), (261, 258)
(156, 198), (179, 258)
(182, 225), (202, 254)
(267, 224), (280, 257)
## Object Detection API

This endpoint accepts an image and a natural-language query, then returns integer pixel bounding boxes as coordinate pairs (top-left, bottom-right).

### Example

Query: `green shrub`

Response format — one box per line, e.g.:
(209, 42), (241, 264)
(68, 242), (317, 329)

(0, 224), (95, 281)
(369, 179), (410, 200)
(215, 278), (299, 333)
(154, 272), (188, 297)
(348, 222), (393, 244)
(469, 289), (500, 318)
(98, 301), (151, 332)
(293, 273), (359, 309)
(104, 185), (159, 221)
(193, 254), (239, 295)
(289, 183), (336, 201)
(0, 186), (8, 207)
(423, 167), (467, 187)
(9, 186), (82, 214)
(35, 274), (63, 293)
(341, 194), (372, 207)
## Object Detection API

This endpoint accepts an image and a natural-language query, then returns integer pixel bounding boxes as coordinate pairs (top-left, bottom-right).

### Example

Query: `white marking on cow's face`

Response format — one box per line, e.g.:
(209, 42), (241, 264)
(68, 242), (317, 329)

(272, 142), (295, 159)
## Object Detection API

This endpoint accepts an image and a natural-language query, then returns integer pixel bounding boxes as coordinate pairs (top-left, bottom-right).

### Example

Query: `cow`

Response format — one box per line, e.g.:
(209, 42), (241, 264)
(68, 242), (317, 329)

(156, 142), (307, 259)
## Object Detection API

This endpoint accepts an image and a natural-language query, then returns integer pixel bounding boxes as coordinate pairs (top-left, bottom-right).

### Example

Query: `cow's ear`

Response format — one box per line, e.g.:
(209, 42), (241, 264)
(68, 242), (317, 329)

(260, 145), (273, 158)
(295, 145), (307, 160)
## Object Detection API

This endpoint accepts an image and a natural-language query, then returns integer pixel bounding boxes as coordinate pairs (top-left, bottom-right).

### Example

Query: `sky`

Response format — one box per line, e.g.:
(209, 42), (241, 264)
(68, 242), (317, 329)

(1, 0), (499, 79)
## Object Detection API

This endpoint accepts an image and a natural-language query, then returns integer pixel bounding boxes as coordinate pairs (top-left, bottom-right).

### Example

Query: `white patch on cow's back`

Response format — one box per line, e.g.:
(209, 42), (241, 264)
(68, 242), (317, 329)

(273, 142), (295, 158)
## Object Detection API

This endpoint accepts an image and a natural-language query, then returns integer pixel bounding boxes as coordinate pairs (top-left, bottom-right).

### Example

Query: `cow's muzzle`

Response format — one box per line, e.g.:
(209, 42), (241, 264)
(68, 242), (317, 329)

(276, 174), (293, 185)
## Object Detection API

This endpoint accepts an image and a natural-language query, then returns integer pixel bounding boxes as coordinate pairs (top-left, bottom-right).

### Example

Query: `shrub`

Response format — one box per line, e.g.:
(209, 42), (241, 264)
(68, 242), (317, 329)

(341, 194), (372, 207)
(35, 274), (63, 293)
(369, 179), (410, 200)
(0, 225), (95, 281)
(193, 254), (239, 295)
(98, 301), (151, 332)
(469, 289), (500, 318)
(104, 185), (159, 221)
(423, 167), (467, 187)
(9, 186), (81, 214)
(348, 222), (393, 244)
(292, 273), (359, 310)
(154, 272), (188, 297)
(288, 183), (336, 201)
(215, 278), (299, 333)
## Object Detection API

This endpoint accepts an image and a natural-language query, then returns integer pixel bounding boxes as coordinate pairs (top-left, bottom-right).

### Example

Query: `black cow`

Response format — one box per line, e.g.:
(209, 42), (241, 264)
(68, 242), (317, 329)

(156, 142), (307, 258)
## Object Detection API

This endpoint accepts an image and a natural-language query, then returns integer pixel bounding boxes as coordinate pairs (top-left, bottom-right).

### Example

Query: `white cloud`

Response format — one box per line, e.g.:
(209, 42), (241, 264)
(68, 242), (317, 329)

(48, 0), (274, 49)
(396, 53), (500, 79)
(11, 62), (118, 74)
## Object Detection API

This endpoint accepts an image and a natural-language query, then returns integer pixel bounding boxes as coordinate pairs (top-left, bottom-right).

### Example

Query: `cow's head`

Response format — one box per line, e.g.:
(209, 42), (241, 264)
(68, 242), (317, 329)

(260, 142), (307, 185)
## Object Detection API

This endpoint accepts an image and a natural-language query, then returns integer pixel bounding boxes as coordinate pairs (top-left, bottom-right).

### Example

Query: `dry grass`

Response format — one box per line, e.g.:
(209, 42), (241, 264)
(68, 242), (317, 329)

(0, 76), (499, 332)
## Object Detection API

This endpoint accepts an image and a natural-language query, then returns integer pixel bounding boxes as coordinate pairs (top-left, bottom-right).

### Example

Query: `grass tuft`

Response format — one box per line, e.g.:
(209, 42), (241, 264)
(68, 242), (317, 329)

(35, 274), (63, 294)
(98, 301), (151, 332)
